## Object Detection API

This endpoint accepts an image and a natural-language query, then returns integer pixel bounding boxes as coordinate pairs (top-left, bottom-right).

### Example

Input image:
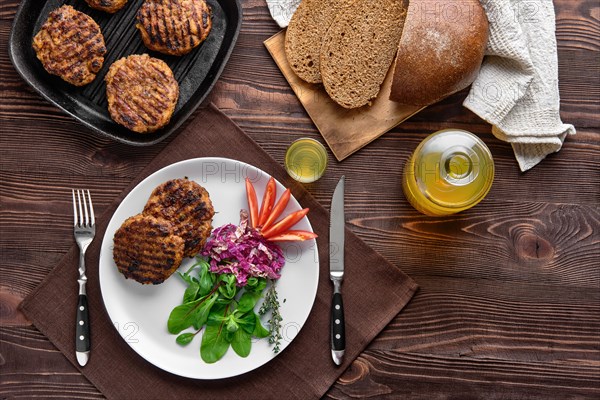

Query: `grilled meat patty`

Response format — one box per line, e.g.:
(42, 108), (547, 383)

(113, 214), (185, 284)
(105, 54), (179, 133)
(85, 0), (129, 13)
(136, 0), (212, 56)
(143, 178), (214, 258)
(32, 5), (106, 86)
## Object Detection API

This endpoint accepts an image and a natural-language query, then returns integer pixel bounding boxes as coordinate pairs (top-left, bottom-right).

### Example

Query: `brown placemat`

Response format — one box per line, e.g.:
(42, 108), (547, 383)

(20, 104), (418, 399)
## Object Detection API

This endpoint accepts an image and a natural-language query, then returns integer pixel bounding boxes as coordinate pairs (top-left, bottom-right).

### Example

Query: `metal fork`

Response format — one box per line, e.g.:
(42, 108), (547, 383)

(72, 189), (96, 367)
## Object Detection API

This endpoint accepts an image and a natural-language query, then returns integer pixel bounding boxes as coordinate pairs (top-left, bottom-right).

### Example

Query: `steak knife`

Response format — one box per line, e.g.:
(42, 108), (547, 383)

(330, 176), (346, 365)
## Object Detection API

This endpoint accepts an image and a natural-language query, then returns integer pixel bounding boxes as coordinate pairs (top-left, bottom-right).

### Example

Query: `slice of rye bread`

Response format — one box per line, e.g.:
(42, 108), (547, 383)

(285, 0), (351, 84)
(320, 0), (408, 109)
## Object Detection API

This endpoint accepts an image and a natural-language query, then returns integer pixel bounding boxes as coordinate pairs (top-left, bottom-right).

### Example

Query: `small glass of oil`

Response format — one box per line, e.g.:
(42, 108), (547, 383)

(285, 138), (328, 183)
(402, 129), (494, 216)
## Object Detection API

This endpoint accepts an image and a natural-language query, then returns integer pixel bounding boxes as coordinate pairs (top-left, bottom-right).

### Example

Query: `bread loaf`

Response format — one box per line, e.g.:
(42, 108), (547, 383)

(285, 0), (351, 84)
(320, 0), (408, 109)
(389, 0), (488, 105)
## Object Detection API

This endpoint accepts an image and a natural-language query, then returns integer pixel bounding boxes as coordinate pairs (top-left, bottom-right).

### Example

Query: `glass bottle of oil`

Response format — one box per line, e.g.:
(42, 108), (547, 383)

(285, 138), (328, 183)
(402, 129), (494, 216)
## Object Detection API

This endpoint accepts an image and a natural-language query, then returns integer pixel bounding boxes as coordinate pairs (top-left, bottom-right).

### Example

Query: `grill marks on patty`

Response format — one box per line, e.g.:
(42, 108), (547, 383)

(85, 0), (129, 13)
(105, 54), (179, 133)
(113, 214), (185, 284)
(136, 0), (212, 56)
(143, 178), (215, 257)
(113, 179), (214, 284)
(35, 2), (213, 132)
(32, 5), (106, 86)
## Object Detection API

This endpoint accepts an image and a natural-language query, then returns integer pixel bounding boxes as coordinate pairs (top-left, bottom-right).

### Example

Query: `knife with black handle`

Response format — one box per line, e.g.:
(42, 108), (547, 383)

(329, 176), (346, 365)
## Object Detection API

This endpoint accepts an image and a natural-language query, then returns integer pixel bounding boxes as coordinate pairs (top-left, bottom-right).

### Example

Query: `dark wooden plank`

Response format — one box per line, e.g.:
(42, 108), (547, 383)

(2, 192), (599, 291)
(0, 326), (104, 399)
(325, 273), (600, 398)
(373, 277), (600, 359)
(1, 115), (598, 205)
(327, 351), (600, 399)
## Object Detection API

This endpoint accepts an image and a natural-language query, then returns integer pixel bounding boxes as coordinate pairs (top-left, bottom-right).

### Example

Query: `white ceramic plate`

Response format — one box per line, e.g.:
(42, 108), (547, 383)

(98, 157), (319, 379)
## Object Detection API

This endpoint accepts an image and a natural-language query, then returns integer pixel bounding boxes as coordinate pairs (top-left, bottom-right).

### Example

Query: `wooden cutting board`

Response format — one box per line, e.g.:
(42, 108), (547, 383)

(264, 30), (425, 161)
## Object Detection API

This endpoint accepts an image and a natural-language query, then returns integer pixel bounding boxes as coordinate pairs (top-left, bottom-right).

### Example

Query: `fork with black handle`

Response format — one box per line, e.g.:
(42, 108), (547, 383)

(72, 189), (96, 366)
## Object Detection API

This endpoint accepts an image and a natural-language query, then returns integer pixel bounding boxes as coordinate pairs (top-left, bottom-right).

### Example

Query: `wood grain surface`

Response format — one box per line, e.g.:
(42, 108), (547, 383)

(1, 0), (599, 398)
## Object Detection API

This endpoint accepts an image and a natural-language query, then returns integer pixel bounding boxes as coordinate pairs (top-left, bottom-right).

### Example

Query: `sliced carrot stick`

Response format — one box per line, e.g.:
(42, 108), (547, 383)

(258, 177), (276, 228)
(267, 230), (318, 242)
(262, 208), (310, 238)
(245, 178), (259, 228)
(261, 188), (291, 231)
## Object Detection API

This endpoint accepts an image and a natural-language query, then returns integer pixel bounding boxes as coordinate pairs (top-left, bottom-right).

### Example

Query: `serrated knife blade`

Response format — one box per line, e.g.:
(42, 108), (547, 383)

(330, 176), (345, 365)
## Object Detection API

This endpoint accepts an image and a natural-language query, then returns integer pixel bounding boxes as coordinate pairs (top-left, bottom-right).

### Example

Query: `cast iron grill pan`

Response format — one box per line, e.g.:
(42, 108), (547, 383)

(9, 0), (242, 145)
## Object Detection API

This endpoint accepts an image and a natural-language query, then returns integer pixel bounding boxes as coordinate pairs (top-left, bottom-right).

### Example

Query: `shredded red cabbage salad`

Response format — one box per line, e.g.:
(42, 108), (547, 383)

(202, 210), (285, 286)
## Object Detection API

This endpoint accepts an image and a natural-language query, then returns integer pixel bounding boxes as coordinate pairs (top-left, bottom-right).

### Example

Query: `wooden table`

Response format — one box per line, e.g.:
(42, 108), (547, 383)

(1, 0), (598, 398)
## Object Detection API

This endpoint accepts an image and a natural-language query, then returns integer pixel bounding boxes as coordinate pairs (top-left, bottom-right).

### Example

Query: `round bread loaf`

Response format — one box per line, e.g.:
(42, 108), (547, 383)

(389, 0), (489, 105)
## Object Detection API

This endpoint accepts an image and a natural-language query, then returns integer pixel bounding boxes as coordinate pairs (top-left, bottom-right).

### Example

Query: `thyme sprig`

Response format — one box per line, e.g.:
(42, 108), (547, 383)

(259, 280), (283, 353)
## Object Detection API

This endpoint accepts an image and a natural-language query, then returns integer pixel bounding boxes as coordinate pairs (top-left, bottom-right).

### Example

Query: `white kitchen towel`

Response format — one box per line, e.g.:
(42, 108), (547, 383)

(265, 0), (575, 172)
(267, 0), (300, 28)
(463, 0), (575, 171)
